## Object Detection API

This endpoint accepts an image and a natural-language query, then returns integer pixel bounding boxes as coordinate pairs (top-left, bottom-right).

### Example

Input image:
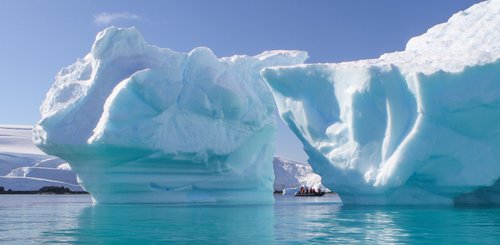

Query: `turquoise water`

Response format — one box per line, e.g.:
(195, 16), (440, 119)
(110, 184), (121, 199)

(0, 195), (499, 244)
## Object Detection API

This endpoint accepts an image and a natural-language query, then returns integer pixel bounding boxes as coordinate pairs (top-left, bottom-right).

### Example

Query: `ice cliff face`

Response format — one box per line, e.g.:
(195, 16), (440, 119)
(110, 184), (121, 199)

(273, 156), (328, 192)
(262, 0), (500, 205)
(34, 27), (307, 204)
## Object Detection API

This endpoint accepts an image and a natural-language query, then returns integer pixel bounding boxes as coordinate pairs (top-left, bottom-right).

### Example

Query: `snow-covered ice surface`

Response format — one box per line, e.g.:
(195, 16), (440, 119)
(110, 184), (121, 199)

(0, 125), (81, 191)
(262, 0), (500, 205)
(34, 27), (307, 204)
(273, 156), (328, 193)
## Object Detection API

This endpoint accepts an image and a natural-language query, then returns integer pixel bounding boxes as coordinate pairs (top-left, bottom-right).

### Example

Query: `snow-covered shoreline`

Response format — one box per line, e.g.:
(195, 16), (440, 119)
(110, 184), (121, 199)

(0, 125), (83, 191)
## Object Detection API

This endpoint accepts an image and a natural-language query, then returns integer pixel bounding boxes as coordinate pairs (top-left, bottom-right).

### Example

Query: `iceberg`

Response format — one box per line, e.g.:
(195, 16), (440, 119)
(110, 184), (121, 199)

(1, 125), (323, 196)
(262, 0), (500, 205)
(33, 27), (307, 204)
(273, 156), (328, 193)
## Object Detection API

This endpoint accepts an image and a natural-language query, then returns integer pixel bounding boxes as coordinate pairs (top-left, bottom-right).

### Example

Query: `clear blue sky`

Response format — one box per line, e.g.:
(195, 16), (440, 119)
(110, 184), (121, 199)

(0, 0), (480, 162)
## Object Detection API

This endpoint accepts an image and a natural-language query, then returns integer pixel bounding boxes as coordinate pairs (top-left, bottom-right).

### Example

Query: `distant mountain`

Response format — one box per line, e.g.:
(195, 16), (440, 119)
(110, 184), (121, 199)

(0, 125), (82, 191)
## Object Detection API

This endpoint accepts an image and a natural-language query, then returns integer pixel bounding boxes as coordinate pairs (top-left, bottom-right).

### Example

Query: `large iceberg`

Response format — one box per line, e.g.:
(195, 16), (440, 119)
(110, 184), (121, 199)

(262, 0), (500, 205)
(34, 27), (307, 204)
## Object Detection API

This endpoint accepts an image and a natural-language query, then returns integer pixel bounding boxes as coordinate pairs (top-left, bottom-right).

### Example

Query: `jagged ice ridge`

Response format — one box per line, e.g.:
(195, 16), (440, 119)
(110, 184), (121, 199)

(34, 27), (307, 204)
(262, 0), (500, 205)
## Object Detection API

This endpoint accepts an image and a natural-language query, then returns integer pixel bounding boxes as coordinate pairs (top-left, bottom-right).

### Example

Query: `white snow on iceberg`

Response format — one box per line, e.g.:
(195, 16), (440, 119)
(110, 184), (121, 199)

(262, 0), (500, 205)
(34, 27), (307, 204)
(273, 156), (328, 193)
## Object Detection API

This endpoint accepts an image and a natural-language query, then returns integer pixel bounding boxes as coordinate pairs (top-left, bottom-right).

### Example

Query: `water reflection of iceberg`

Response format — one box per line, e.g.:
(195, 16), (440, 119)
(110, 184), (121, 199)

(12, 196), (500, 243)
(73, 204), (274, 244)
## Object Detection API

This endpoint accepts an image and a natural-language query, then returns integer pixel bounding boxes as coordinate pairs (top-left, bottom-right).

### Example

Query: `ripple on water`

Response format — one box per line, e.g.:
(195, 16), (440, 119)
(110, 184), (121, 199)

(0, 194), (499, 244)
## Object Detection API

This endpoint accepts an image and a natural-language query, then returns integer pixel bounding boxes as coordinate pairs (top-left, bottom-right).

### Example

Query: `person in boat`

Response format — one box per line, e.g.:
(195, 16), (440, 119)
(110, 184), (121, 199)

(300, 186), (304, 194)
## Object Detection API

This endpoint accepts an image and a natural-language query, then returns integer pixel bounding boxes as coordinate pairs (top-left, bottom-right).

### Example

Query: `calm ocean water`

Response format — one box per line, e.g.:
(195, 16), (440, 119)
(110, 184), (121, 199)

(0, 194), (499, 244)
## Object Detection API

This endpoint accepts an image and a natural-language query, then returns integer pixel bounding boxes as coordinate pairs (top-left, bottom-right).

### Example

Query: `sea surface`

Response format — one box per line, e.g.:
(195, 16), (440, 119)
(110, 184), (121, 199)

(0, 194), (499, 244)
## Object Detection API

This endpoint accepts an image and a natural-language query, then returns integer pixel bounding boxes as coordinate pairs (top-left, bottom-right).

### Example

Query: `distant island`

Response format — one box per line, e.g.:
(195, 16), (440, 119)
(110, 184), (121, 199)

(0, 185), (88, 195)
